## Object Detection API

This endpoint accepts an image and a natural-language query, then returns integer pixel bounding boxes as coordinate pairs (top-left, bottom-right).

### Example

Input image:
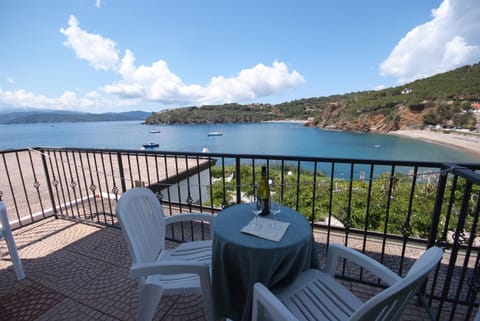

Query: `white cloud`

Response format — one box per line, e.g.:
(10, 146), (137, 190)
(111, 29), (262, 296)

(108, 51), (305, 105)
(7, 77), (15, 84)
(103, 83), (145, 99)
(380, 0), (480, 83)
(1, 15), (305, 113)
(373, 84), (387, 91)
(59, 15), (304, 108)
(60, 15), (119, 71)
(200, 61), (305, 104)
(0, 88), (97, 111)
(95, 0), (101, 9)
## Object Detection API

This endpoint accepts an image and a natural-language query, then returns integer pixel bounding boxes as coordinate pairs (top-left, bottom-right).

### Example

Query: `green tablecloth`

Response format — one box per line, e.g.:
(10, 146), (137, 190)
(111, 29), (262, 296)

(212, 203), (320, 321)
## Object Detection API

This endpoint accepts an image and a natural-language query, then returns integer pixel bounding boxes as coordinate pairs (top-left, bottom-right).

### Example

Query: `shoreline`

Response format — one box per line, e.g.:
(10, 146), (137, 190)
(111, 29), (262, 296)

(390, 129), (480, 158)
(262, 119), (308, 124)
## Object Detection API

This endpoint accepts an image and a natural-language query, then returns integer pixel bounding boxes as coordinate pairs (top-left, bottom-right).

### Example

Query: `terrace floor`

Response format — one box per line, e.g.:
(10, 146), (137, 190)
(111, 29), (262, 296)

(0, 216), (474, 321)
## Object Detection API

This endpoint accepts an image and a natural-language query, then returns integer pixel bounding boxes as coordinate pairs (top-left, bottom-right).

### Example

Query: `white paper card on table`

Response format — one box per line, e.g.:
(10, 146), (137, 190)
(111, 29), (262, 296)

(241, 217), (290, 242)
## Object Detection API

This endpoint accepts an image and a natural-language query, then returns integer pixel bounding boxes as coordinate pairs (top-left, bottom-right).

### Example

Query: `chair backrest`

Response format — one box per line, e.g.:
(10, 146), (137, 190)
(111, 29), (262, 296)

(116, 188), (166, 264)
(351, 246), (443, 321)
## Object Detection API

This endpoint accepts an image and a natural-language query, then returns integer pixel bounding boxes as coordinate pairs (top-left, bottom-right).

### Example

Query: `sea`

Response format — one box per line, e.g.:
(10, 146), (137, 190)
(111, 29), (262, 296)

(0, 120), (478, 164)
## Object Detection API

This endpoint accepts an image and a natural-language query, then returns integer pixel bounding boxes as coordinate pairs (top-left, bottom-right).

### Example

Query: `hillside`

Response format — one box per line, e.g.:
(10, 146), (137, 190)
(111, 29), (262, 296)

(145, 62), (480, 132)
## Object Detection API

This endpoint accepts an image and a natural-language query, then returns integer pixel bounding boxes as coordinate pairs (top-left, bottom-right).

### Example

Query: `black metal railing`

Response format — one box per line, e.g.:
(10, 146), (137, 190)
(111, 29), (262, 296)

(1, 146), (479, 320)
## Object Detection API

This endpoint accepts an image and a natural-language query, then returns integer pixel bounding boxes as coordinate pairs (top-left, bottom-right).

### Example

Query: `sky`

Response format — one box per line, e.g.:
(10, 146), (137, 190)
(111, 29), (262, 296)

(1, 0), (479, 113)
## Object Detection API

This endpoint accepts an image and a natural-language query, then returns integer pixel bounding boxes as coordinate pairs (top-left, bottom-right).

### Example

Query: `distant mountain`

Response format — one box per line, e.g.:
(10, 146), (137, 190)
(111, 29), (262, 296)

(0, 110), (152, 124)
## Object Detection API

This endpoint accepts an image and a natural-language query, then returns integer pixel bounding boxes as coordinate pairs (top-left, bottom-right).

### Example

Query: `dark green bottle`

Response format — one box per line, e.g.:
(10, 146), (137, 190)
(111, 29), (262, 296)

(258, 166), (270, 215)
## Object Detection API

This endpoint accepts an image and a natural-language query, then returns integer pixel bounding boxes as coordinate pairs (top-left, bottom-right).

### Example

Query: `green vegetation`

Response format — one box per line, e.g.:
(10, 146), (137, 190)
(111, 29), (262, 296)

(207, 164), (478, 239)
(145, 101), (321, 125)
(144, 102), (324, 124)
(146, 62), (480, 132)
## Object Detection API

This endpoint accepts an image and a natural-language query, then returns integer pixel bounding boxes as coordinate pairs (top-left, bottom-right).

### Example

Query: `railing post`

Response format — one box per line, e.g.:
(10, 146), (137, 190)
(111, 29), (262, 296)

(117, 152), (127, 193)
(235, 157), (241, 204)
(427, 166), (448, 248)
(39, 148), (58, 218)
(419, 165), (448, 319)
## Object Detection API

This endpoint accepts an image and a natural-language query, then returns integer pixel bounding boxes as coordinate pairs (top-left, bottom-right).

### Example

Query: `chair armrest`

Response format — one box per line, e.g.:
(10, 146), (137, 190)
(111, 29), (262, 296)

(252, 283), (298, 321)
(131, 260), (214, 321)
(324, 244), (402, 285)
(164, 212), (214, 225)
(130, 260), (210, 279)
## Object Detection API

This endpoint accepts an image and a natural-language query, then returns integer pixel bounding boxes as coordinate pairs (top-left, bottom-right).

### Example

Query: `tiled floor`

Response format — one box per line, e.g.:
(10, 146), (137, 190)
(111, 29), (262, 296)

(0, 217), (472, 321)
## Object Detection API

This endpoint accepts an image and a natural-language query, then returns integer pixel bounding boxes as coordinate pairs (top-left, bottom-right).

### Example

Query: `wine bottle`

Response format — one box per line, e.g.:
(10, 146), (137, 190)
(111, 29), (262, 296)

(258, 166), (270, 215)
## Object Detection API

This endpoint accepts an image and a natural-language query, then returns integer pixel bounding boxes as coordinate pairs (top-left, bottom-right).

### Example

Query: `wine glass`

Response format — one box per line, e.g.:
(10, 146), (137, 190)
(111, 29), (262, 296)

(269, 192), (281, 229)
(250, 194), (264, 229)
(270, 195), (281, 216)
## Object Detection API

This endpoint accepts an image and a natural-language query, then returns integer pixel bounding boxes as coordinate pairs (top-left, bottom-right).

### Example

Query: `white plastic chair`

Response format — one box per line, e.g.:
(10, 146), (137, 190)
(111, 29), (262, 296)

(0, 201), (25, 280)
(252, 244), (443, 321)
(116, 187), (214, 321)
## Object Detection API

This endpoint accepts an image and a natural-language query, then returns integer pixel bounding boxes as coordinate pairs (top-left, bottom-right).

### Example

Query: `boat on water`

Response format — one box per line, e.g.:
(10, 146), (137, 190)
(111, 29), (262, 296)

(142, 142), (159, 148)
(208, 111), (223, 136)
(149, 129), (161, 133)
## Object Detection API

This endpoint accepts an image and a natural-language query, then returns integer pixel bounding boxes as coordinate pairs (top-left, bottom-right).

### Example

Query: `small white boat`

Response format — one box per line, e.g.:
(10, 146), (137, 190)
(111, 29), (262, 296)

(208, 111), (223, 136)
(149, 129), (161, 133)
(142, 142), (159, 148)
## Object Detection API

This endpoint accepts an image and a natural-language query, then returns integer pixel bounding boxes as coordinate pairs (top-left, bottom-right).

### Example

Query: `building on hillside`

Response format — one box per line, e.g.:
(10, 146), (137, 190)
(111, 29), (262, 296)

(471, 102), (480, 113)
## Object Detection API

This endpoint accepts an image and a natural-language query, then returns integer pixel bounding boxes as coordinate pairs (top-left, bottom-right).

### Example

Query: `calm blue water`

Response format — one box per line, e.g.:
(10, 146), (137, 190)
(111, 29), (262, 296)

(0, 121), (477, 163)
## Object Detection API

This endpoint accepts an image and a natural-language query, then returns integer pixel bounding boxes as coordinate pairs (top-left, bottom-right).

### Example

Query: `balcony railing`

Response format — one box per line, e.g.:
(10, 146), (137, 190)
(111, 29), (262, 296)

(1, 147), (479, 320)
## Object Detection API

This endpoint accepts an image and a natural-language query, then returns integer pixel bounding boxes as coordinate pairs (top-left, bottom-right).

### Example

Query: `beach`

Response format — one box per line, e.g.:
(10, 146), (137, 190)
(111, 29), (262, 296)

(262, 119), (309, 124)
(391, 129), (480, 158)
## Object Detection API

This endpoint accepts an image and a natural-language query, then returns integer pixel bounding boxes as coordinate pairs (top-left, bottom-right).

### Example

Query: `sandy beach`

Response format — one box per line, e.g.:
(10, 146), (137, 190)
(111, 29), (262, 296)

(262, 119), (309, 124)
(391, 129), (480, 158)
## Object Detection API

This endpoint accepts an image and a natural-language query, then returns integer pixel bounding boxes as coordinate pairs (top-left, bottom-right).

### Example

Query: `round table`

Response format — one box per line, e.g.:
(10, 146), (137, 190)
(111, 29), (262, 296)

(212, 203), (320, 321)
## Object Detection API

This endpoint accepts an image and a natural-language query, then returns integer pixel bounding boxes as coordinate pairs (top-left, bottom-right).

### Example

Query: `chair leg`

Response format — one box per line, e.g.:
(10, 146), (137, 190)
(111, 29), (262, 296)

(198, 271), (214, 321)
(0, 203), (25, 280)
(138, 284), (163, 321)
(5, 236), (25, 280)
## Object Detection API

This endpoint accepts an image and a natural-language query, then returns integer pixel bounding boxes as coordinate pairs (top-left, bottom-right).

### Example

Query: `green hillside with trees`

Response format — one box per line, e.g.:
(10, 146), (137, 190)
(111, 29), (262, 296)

(145, 62), (480, 132)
